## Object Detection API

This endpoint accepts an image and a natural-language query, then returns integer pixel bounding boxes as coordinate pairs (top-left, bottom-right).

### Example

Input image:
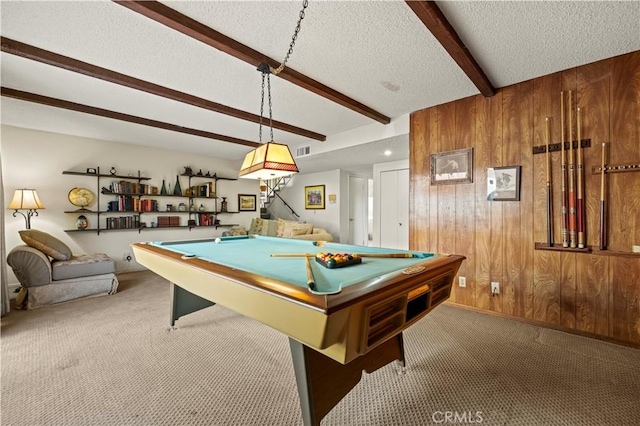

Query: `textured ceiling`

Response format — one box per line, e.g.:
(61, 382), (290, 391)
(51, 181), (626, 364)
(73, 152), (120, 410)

(1, 1), (639, 174)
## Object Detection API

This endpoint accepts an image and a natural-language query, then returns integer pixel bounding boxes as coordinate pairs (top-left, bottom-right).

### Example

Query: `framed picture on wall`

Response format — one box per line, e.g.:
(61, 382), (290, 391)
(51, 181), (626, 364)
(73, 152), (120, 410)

(238, 194), (257, 211)
(304, 185), (325, 209)
(430, 147), (474, 185)
(487, 165), (521, 201)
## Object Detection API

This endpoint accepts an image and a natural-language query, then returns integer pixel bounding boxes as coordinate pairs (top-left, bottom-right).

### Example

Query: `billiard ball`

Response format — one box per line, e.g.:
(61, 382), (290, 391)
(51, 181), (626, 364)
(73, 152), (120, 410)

(215, 238), (222, 244)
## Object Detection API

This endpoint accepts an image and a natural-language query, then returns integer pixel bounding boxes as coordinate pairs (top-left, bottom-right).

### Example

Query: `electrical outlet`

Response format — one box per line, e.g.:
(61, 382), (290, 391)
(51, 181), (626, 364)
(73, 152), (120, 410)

(491, 282), (500, 294)
(458, 276), (466, 287)
(123, 251), (132, 262)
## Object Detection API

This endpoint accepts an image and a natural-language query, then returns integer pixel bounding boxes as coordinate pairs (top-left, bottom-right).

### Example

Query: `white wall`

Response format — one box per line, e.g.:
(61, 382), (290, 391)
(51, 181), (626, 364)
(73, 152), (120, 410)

(267, 169), (344, 241)
(2, 125), (260, 284)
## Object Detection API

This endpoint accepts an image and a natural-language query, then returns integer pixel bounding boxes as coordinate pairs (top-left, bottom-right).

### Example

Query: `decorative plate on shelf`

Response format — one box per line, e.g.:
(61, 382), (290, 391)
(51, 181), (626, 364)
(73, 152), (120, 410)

(68, 187), (95, 211)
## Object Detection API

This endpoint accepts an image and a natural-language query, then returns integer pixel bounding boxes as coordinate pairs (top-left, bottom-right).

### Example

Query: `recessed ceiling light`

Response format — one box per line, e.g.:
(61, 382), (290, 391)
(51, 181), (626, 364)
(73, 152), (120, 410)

(384, 150), (392, 156)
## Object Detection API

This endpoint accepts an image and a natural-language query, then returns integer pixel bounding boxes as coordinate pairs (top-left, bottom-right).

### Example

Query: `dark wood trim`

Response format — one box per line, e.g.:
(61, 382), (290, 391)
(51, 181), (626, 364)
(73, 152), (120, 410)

(445, 302), (640, 349)
(405, 0), (496, 97)
(1, 87), (260, 148)
(113, 0), (391, 125)
(0, 36), (325, 141)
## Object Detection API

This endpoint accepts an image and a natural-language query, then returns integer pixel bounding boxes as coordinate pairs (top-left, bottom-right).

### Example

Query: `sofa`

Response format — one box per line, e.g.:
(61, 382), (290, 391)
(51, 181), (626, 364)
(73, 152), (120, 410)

(224, 218), (333, 242)
(6, 230), (119, 309)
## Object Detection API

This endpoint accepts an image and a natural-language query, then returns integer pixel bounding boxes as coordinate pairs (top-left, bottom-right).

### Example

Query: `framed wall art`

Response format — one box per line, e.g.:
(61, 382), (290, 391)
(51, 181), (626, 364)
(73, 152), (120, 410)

(487, 165), (521, 201)
(430, 148), (474, 185)
(304, 185), (325, 209)
(238, 194), (257, 211)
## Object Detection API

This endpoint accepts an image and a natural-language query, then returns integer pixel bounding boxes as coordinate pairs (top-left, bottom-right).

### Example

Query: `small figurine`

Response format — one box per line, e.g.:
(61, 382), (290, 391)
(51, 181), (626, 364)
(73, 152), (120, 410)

(184, 166), (193, 175)
(110, 167), (117, 175)
(197, 169), (204, 176)
(205, 171), (211, 177)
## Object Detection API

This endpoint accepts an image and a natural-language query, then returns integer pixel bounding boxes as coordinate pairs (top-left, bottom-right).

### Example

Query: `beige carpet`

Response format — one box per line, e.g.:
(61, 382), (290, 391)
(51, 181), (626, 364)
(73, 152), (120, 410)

(2, 270), (639, 426)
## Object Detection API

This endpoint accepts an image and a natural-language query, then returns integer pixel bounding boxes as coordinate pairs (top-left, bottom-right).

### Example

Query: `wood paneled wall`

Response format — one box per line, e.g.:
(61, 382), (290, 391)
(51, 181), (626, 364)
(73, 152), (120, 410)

(409, 51), (640, 345)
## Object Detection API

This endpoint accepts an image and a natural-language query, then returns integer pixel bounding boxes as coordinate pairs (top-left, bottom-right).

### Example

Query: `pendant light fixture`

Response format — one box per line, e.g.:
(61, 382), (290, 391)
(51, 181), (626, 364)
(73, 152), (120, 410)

(239, 0), (309, 180)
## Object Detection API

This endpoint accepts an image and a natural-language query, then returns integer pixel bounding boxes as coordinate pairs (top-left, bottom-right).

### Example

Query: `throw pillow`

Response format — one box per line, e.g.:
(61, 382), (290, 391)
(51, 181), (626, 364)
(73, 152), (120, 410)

(19, 229), (72, 261)
(281, 221), (313, 238)
(290, 227), (311, 237)
(249, 218), (263, 235)
(276, 219), (298, 237)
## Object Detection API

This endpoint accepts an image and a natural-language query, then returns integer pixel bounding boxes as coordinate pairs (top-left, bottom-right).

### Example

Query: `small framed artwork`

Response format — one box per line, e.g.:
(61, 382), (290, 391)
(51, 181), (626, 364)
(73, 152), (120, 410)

(487, 165), (521, 201)
(430, 147), (474, 185)
(238, 194), (257, 211)
(305, 185), (325, 209)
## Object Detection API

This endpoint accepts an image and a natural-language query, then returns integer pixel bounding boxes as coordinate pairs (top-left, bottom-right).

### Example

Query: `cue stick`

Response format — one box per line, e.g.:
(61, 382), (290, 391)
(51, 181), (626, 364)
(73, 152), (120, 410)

(305, 255), (316, 290)
(560, 91), (569, 248)
(600, 142), (607, 251)
(271, 253), (420, 258)
(576, 106), (585, 248)
(545, 116), (554, 247)
(568, 90), (577, 248)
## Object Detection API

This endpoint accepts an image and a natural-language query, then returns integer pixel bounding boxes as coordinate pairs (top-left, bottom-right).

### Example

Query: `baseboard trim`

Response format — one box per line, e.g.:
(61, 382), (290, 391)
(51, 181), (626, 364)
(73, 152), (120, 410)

(444, 302), (640, 350)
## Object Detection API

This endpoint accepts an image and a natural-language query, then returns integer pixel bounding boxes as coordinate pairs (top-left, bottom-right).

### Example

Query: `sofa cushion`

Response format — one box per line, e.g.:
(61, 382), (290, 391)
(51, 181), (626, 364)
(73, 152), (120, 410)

(52, 253), (116, 281)
(248, 218), (264, 235)
(19, 230), (72, 261)
(282, 222), (313, 238)
(277, 219), (309, 237)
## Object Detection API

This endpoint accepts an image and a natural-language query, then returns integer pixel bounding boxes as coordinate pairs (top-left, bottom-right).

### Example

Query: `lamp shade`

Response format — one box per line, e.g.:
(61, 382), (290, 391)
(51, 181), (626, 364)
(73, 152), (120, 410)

(238, 142), (299, 180)
(8, 189), (45, 210)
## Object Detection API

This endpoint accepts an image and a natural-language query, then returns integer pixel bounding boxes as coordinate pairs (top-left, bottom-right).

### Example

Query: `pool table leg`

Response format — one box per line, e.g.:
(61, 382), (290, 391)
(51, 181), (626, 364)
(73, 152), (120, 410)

(289, 332), (405, 426)
(169, 282), (216, 327)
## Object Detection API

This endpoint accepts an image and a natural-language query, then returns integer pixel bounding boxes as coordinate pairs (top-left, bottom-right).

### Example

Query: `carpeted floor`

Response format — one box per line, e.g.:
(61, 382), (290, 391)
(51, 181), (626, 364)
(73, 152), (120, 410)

(1, 270), (639, 426)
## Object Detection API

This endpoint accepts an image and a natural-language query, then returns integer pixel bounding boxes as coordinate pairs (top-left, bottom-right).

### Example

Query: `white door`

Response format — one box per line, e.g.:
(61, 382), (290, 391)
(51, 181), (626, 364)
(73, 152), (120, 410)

(379, 169), (409, 249)
(396, 168), (410, 249)
(348, 175), (368, 246)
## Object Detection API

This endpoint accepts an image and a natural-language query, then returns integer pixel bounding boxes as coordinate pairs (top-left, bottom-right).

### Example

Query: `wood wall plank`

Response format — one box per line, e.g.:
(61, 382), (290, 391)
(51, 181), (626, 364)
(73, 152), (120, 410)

(518, 80), (535, 319)
(474, 96), (493, 310)
(609, 52), (640, 252)
(409, 110), (430, 251)
(532, 73), (562, 324)
(489, 92), (504, 313)
(428, 109), (439, 253)
(454, 96), (476, 306)
(501, 85), (521, 317)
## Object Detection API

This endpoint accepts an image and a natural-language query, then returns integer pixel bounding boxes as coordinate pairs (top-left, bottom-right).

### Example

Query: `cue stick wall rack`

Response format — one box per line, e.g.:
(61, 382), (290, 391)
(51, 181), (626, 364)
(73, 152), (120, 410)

(591, 163), (640, 174)
(532, 139), (591, 154)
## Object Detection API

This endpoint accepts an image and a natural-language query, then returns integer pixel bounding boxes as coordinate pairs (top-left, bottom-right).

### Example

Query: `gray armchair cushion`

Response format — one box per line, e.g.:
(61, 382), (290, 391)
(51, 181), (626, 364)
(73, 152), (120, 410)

(7, 245), (53, 287)
(19, 229), (72, 261)
(52, 254), (116, 281)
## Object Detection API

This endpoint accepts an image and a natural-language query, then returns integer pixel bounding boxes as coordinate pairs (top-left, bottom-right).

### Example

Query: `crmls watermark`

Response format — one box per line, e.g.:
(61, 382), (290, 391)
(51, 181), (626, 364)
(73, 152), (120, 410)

(432, 411), (484, 424)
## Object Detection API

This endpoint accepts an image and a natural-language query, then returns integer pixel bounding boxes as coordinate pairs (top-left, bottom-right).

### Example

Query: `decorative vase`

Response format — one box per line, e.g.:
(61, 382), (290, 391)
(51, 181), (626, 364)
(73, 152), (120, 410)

(173, 175), (182, 196)
(76, 215), (88, 230)
(220, 197), (228, 212)
(160, 180), (167, 195)
(199, 204), (205, 212)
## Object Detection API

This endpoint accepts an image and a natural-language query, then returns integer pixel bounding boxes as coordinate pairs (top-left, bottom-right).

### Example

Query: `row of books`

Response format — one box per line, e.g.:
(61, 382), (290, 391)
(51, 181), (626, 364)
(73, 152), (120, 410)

(108, 180), (158, 195)
(193, 213), (219, 227)
(105, 215), (140, 230)
(187, 183), (216, 198)
(107, 198), (159, 212)
(157, 216), (180, 227)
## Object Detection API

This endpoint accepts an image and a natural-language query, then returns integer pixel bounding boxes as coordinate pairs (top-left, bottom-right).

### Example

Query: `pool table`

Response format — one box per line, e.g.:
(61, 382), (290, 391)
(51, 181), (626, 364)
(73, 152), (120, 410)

(132, 236), (465, 425)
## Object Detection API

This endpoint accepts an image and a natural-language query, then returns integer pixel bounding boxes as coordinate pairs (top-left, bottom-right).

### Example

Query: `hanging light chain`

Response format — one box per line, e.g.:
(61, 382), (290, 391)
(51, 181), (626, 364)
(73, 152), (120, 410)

(267, 73), (274, 141)
(259, 72), (266, 143)
(271, 0), (309, 75)
(257, 0), (308, 145)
